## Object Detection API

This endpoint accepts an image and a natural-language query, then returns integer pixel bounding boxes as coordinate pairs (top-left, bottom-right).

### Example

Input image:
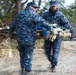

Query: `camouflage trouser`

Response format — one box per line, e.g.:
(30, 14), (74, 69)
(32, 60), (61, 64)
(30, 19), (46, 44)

(18, 44), (34, 71)
(44, 37), (62, 66)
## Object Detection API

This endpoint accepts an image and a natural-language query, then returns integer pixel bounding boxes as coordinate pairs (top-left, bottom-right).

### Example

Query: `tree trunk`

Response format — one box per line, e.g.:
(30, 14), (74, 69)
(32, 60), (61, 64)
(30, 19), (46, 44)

(12, 0), (21, 20)
(14, 0), (21, 13)
(37, 0), (42, 11)
(74, 0), (76, 19)
(38, 0), (42, 7)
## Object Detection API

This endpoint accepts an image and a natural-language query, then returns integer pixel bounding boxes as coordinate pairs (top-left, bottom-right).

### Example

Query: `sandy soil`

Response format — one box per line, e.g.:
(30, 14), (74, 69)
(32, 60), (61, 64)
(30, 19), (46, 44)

(0, 41), (76, 75)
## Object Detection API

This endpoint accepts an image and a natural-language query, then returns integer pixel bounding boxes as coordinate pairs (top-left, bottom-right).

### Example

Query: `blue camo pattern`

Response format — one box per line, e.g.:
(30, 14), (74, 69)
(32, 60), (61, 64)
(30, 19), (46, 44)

(18, 44), (34, 71)
(42, 9), (75, 66)
(9, 6), (54, 71)
(42, 9), (74, 33)
(9, 6), (53, 45)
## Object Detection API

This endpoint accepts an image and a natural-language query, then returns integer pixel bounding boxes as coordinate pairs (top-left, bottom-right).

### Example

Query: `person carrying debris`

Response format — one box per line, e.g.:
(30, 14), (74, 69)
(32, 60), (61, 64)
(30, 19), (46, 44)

(42, 0), (75, 72)
(9, 1), (59, 75)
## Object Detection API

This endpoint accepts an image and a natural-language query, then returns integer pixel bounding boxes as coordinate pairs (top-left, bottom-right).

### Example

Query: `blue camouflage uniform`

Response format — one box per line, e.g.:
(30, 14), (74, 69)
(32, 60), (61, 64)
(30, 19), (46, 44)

(42, 8), (75, 66)
(9, 2), (53, 71)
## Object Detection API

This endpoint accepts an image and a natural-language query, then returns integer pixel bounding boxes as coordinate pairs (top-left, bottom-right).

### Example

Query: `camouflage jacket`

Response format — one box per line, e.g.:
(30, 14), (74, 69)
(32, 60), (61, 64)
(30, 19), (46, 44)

(9, 6), (53, 45)
(42, 9), (75, 34)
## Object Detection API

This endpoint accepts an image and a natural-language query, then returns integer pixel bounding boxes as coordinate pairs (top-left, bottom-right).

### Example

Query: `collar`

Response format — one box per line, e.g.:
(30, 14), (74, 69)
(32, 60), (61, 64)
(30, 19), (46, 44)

(49, 8), (58, 15)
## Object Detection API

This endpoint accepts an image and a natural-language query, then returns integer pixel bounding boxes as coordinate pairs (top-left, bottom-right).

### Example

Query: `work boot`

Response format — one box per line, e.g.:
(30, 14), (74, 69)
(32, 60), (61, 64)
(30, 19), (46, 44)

(25, 71), (30, 75)
(51, 65), (56, 72)
(20, 67), (25, 75)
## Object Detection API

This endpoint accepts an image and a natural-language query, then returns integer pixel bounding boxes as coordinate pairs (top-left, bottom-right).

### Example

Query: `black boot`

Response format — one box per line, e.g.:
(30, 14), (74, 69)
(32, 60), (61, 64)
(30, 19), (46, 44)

(25, 71), (30, 75)
(20, 67), (25, 75)
(51, 65), (56, 72)
(20, 67), (31, 75)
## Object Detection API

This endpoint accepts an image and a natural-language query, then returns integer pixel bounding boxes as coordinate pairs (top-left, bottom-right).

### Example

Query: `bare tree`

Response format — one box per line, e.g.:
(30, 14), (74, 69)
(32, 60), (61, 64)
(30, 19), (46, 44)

(37, 0), (42, 11)
(14, 0), (21, 13)
(21, 0), (28, 6)
(74, 0), (76, 19)
(38, 0), (42, 7)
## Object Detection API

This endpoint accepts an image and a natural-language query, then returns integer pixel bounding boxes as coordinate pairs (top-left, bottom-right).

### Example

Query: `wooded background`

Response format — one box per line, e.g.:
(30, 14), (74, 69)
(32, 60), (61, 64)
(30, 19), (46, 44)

(0, 0), (76, 58)
(0, 0), (76, 24)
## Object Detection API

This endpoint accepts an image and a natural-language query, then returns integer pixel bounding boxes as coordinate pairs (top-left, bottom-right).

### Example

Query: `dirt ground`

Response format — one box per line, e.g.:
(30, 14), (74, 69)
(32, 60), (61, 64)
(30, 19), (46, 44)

(0, 41), (76, 75)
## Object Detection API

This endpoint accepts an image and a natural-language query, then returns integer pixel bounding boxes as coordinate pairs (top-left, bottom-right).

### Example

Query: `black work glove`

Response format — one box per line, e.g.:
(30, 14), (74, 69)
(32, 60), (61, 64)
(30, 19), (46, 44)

(70, 32), (76, 39)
